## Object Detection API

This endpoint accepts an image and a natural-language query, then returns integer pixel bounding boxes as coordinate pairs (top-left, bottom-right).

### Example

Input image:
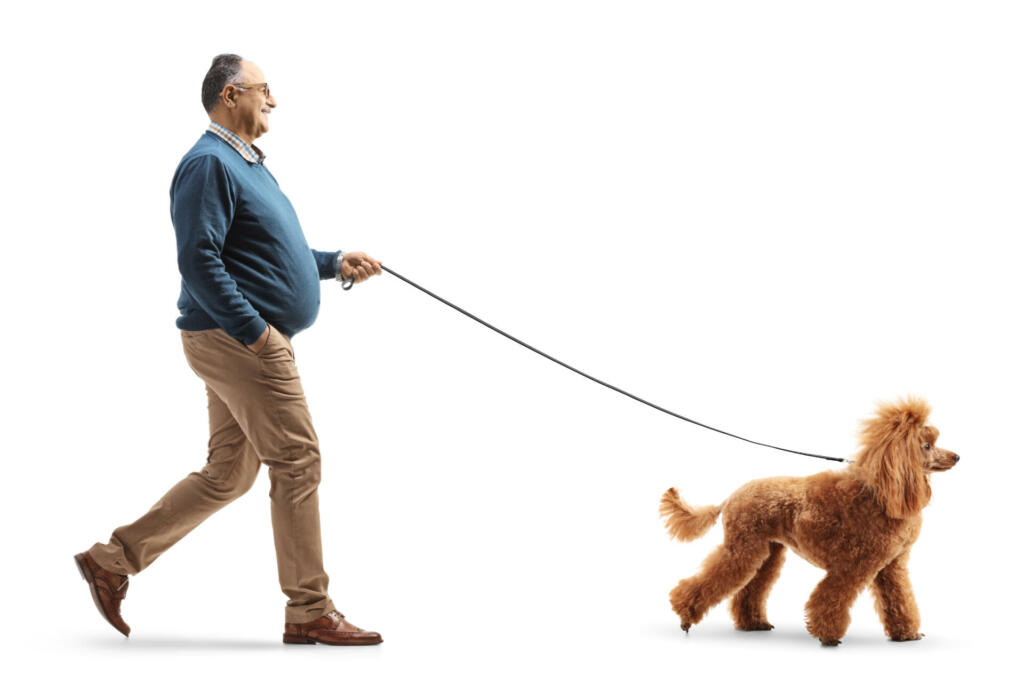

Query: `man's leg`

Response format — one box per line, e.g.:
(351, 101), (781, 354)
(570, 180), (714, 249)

(89, 382), (262, 575)
(182, 326), (335, 624)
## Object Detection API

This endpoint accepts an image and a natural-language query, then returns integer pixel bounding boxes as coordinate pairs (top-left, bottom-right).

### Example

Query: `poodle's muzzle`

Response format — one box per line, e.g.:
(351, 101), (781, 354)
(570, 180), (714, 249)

(926, 447), (960, 472)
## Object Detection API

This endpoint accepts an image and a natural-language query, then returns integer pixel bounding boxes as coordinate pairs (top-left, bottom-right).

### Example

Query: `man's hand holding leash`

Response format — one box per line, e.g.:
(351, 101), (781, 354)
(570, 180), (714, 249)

(338, 251), (382, 290)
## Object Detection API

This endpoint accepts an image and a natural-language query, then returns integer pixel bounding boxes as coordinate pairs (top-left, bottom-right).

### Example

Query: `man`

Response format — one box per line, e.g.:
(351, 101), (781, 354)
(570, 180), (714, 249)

(75, 54), (384, 646)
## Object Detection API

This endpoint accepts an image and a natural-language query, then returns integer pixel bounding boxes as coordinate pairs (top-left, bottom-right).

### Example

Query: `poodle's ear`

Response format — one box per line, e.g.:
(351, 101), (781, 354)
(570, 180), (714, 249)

(855, 397), (932, 518)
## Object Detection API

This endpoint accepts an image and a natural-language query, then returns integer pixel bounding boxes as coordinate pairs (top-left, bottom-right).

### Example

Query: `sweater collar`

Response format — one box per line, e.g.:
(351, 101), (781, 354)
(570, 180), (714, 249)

(206, 122), (266, 165)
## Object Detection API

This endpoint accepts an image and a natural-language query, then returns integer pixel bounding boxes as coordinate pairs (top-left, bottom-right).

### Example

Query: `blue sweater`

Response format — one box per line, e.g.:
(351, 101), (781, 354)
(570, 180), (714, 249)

(171, 132), (339, 345)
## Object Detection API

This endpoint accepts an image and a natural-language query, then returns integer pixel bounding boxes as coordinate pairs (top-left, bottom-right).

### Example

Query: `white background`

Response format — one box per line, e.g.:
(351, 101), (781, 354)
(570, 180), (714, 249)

(2, 1), (1020, 681)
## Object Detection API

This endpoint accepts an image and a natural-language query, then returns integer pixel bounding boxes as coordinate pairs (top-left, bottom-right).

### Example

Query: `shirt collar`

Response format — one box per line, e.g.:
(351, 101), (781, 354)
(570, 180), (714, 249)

(206, 122), (266, 164)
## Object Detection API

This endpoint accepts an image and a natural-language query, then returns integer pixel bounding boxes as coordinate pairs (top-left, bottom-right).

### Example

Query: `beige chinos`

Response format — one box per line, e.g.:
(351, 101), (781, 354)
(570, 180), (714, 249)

(88, 324), (335, 623)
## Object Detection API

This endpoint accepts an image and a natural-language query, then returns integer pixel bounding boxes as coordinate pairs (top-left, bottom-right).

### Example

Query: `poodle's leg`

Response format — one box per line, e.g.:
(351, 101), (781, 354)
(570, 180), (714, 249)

(871, 552), (923, 642)
(805, 569), (875, 646)
(730, 542), (786, 631)
(670, 539), (771, 632)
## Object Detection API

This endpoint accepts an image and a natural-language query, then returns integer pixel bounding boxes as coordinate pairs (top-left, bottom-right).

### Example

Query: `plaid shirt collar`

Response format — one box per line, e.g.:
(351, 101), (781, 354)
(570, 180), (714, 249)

(206, 121), (266, 164)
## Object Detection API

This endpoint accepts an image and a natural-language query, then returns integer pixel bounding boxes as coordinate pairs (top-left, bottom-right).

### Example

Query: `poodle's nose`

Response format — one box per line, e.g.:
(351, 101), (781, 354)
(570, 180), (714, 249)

(952, 453), (960, 463)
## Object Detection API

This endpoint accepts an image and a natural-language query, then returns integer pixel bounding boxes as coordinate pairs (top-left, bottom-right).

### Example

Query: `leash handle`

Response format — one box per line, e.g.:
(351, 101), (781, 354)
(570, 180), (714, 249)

(378, 264), (848, 464)
(341, 275), (354, 290)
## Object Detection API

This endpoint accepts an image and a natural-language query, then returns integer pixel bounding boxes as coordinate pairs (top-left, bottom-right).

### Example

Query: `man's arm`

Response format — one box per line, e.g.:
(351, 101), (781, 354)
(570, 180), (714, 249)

(171, 154), (268, 346)
(311, 249), (343, 280)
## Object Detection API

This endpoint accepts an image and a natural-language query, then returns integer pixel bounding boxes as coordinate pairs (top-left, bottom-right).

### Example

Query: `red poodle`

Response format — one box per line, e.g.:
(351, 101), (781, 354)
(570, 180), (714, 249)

(660, 397), (958, 645)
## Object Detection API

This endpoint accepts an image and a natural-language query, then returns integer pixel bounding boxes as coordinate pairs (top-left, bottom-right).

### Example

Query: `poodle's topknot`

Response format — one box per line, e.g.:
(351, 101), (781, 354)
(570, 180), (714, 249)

(858, 396), (931, 447)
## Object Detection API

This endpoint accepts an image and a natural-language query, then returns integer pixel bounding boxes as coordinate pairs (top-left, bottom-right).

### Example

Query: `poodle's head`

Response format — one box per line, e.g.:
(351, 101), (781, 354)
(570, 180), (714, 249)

(853, 397), (959, 518)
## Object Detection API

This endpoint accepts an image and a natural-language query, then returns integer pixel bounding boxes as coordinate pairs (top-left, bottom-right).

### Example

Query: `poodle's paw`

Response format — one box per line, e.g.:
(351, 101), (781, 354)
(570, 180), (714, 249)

(891, 632), (925, 642)
(809, 623), (844, 646)
(736, 621), (774, 632)
(806, 619), (846, 647)
(669, 585), (698, 622)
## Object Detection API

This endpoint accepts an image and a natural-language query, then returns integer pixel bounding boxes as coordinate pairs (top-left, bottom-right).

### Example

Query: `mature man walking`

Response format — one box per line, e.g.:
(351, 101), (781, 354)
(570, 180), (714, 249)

(75, 54), (384, 645)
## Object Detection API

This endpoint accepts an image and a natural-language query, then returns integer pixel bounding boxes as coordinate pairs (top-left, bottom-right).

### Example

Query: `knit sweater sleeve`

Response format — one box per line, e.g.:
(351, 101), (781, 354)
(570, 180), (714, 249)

(171, 154), (268, 345)
(311, 249), (342, 280)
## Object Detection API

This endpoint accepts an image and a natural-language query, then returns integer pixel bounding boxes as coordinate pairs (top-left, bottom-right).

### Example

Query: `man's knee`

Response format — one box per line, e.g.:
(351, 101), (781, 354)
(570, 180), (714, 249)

(266, 448), (321, 498)
(228, 458), (261, 497)
(197, 454), (261, 500)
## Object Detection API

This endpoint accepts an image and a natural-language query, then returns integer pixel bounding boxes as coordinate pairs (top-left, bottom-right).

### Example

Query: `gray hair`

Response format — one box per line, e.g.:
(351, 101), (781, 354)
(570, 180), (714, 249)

(201, 53), (244, 113)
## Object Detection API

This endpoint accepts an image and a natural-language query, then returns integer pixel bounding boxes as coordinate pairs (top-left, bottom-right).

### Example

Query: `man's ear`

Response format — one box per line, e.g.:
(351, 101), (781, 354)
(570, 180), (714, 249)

(221, 85), (238, 109)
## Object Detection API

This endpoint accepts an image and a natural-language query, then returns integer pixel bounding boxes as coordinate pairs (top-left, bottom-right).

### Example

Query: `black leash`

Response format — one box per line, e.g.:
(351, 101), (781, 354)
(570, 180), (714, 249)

(361, 265), (847, 464)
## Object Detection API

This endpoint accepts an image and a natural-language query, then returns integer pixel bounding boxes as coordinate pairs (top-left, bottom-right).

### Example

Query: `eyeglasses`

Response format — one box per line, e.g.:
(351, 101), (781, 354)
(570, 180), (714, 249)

(232, 82), (271, 98)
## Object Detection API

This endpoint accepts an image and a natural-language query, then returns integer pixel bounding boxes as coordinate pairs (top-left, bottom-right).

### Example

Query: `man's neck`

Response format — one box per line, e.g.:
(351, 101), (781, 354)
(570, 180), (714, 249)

(208, 114), (255, 146)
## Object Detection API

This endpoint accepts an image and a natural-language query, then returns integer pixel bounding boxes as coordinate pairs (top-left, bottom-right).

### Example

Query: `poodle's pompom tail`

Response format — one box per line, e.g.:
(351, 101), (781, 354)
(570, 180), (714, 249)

(659, 488), (721, 543)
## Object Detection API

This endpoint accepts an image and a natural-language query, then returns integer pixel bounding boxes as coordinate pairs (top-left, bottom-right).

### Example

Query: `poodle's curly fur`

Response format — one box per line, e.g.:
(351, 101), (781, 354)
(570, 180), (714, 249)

(660, 397), (958, 646)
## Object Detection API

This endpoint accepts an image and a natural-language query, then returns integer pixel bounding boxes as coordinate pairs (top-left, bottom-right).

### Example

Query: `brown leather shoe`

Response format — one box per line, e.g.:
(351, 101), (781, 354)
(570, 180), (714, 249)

(283, 610), (382, 645)
(74, 551), (130, 637)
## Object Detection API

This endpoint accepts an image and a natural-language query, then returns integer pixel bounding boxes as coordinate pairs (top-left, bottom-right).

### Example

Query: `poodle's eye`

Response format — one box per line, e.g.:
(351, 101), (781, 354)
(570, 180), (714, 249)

(923, 443), (932, 451)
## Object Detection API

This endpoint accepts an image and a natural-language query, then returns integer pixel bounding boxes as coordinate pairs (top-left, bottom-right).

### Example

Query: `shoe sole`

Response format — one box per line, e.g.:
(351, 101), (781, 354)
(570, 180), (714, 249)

(74, 553), (129, 637)
(283, 634), (383, 645)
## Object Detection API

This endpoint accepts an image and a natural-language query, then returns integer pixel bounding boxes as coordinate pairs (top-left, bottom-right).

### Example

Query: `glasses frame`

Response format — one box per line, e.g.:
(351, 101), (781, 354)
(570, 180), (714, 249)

(231, 82), (271, 98)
